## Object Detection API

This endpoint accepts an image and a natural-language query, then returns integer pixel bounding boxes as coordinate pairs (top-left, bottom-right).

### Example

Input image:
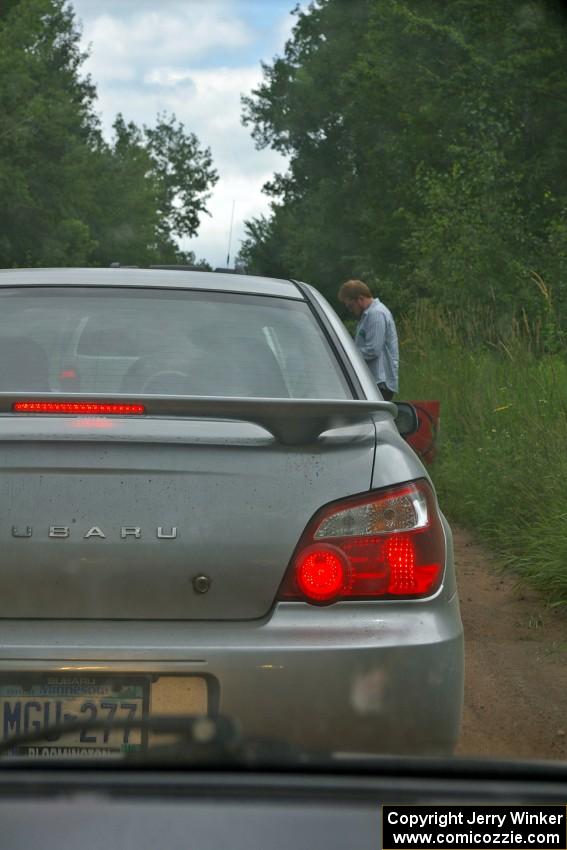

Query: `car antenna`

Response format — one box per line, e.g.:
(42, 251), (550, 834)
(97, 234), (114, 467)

(225, 200), (236, 267)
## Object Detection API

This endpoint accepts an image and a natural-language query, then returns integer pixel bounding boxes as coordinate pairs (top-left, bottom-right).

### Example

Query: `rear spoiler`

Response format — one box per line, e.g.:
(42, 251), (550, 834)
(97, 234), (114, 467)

(0, 393), (397, 446)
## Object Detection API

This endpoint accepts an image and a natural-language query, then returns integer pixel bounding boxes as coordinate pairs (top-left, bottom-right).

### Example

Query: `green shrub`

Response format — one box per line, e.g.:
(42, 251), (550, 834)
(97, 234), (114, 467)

(399, 301), (567, 606)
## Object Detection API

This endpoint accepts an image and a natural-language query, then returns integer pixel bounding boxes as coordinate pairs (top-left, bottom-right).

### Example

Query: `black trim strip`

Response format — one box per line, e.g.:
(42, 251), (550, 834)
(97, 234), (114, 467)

(289, 280), (365, 399)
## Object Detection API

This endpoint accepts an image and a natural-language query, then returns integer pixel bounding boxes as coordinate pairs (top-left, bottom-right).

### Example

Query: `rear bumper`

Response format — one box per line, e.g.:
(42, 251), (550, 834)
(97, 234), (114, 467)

(0, 594), (464, 757)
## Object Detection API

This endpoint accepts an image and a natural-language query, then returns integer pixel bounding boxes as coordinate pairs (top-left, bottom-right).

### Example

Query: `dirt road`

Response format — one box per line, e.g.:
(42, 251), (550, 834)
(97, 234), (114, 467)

(453, 527), (567, 761)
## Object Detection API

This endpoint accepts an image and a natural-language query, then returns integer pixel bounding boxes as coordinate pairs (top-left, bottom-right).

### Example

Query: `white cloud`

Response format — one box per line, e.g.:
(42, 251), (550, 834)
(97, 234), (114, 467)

(93, 64), (281, 173)
(81, 3), (253, 82)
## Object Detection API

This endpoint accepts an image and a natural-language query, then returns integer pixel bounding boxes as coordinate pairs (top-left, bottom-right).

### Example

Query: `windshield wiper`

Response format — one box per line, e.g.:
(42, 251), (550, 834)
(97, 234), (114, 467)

(0, 714), (310, 766)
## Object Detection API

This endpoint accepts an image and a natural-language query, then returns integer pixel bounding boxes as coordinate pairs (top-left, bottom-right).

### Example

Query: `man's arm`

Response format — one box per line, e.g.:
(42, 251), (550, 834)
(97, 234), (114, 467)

(357, 311), (386, 360)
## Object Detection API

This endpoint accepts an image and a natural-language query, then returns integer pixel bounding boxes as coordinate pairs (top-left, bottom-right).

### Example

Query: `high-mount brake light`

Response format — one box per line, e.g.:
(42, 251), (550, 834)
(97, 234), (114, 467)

(278, 479), (444, 604)
(12, 401), (146, 415)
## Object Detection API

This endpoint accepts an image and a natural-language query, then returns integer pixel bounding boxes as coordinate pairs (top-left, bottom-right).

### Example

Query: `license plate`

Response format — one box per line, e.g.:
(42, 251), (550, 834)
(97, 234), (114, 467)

(0, 676), (149, 758)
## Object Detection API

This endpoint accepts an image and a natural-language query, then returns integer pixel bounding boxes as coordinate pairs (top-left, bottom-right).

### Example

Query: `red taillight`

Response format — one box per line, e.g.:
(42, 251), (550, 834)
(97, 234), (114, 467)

(12, 401), (145, 415)
(278, 480), (444, 604)
(295, 544), (348, 602)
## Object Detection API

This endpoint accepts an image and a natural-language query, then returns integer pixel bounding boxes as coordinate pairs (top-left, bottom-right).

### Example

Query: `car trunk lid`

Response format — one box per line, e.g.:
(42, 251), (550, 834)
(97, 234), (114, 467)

(0, 397), (386, 620)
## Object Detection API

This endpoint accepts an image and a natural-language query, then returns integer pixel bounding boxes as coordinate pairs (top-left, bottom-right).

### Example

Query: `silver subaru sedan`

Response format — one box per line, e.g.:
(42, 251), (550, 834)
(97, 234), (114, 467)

(0, 267), (463, 759)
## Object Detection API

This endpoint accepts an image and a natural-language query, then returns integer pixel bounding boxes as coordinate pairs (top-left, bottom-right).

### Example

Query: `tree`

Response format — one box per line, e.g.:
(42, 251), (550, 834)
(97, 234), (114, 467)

(144, 114), (217, 248)
(0, 0), (218, 268)
(87, 114), (218, 267)
(241, 0), (567, 325)
(241, 0), (374, 289)
(0, 0), (99, 266)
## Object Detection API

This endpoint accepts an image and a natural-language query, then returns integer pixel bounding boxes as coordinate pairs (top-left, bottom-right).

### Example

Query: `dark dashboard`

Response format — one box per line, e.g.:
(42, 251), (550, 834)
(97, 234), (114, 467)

(0, 759), (565, 850)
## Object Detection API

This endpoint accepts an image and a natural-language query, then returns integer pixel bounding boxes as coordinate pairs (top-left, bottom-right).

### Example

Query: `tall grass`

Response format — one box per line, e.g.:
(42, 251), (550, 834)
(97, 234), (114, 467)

(399, 300), (567, 606)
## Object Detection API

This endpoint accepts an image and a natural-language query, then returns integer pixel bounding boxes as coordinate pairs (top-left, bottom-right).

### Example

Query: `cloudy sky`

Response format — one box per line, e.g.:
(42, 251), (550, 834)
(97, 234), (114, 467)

(71, 0), (300, 267)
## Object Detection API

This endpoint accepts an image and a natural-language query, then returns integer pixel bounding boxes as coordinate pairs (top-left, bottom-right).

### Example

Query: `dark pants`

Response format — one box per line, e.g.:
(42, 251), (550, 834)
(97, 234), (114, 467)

(378, 383), (394, 401)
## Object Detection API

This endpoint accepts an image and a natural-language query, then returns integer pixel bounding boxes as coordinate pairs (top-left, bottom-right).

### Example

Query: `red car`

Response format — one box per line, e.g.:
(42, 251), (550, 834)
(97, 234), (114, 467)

(405, 400), (440, 464)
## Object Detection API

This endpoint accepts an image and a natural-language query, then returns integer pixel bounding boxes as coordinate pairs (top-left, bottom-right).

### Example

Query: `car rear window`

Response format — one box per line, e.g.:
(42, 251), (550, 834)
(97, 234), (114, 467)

(0, 287), (351, 399)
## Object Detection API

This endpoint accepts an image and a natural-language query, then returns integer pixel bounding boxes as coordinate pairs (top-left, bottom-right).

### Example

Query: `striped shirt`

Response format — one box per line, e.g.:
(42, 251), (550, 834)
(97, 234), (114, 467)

(354, 298), (399, 393)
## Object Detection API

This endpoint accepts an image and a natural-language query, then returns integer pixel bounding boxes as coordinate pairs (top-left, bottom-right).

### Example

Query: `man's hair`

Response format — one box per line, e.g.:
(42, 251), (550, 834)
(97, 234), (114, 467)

(338, 279), (373, 302)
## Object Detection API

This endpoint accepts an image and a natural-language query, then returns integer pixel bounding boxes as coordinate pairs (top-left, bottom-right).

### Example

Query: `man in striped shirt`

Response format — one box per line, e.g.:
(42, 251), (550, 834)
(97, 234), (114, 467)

(338, 279), (399, 400)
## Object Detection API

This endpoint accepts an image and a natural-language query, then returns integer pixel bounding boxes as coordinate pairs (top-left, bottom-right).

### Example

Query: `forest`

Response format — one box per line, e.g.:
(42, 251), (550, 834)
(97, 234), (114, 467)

(240, 0), (567, 342)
